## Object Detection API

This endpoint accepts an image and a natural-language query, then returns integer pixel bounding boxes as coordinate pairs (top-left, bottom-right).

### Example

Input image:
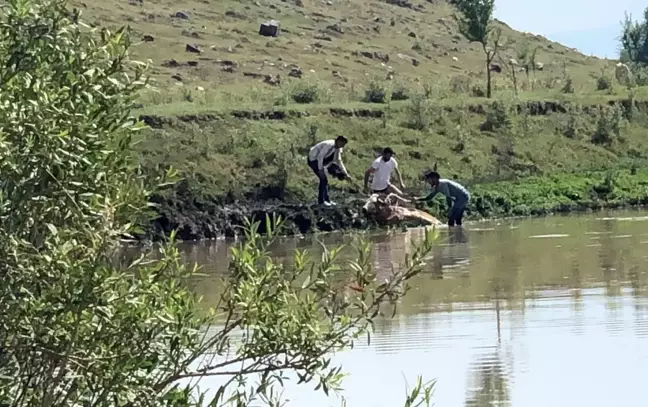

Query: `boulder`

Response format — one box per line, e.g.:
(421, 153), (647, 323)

(259, 20), (280, 37)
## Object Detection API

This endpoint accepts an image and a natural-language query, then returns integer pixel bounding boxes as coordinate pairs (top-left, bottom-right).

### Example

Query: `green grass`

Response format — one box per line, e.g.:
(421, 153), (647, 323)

(134, 94), (648, 201)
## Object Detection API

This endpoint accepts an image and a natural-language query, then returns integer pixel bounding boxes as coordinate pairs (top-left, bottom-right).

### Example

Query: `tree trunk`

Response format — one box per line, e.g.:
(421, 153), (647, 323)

(486, 60), (492, 98)
(511, 65), (518, 96)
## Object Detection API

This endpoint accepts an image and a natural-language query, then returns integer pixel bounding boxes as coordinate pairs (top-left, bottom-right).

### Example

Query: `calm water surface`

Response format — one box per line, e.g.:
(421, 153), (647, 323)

(178, 210), (648, 407)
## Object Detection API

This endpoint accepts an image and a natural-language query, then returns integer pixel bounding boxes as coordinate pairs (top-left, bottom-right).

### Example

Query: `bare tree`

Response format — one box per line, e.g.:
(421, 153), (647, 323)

(454, 0), (501, 98)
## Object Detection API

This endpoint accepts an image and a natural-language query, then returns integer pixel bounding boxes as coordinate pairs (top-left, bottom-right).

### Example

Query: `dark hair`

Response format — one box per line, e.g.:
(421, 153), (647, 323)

(382, 147), (394, 155)
(335, 135), (348, 143)
(423, 170), (440, 179)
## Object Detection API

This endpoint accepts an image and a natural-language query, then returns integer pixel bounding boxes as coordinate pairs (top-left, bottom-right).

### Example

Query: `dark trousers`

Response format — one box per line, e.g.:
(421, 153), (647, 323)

(308, 158), (330, 204)
(448, 198), (468, 226)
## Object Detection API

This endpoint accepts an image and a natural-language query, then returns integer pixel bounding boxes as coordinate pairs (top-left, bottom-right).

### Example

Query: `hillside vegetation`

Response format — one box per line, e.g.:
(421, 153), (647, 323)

(71, 0), (648, 238)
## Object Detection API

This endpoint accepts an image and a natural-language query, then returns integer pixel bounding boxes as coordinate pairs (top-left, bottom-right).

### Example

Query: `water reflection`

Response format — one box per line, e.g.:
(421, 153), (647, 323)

(175, 210), (648, 407)
(465, 349), (510, 407)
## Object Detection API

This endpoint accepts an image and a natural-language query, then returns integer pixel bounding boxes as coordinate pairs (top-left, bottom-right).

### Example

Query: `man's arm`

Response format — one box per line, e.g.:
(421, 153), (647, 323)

(364, 167), (376, 190)
(415, 189), (437, 202)
(394, 166), (405, 188)
(334, 148), (349, 177)
(316, 146), (325, 172)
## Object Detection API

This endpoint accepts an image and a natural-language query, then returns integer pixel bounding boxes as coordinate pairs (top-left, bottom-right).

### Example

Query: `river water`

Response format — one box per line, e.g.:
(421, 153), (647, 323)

(178, 210), (648, 407)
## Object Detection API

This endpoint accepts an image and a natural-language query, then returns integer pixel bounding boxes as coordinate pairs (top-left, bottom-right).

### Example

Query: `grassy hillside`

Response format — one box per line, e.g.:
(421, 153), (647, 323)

(74, 0), (612, 107)
(70, 0), (648, 238)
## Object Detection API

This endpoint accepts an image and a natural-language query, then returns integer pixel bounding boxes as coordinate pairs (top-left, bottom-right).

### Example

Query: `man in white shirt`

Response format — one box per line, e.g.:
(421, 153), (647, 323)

(307, 136), (351, 206)
(363, 147), (405, 196)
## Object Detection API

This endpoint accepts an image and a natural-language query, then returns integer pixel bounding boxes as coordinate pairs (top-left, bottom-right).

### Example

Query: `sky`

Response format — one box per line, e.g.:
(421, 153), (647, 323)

(493, 0), (646, 58)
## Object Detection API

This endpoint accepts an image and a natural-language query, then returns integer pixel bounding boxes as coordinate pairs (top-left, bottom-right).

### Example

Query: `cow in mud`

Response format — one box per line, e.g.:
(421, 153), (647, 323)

(361, 193), (443, 227)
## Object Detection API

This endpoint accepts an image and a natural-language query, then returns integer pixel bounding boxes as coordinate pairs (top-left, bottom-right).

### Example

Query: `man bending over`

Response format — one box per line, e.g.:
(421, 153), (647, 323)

(415, 170), (470, 227)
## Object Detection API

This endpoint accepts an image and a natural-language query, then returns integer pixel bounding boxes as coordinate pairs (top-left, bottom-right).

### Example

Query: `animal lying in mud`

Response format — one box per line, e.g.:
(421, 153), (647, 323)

(361, 193), (443, 226)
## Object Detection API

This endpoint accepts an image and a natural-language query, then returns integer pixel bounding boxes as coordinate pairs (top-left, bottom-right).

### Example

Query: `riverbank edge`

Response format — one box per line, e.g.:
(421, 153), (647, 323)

(142, 171), (648, 241)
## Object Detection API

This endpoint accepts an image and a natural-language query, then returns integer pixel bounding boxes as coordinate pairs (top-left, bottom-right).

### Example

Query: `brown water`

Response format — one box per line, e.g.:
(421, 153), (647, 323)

(178, 210), (648, 407)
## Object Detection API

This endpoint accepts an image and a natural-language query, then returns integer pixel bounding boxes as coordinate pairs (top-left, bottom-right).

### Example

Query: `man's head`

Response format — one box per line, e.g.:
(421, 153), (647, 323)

(423, 170), (440, 185)
(334, 135), (348, 148)
(381, 147), (394, 162)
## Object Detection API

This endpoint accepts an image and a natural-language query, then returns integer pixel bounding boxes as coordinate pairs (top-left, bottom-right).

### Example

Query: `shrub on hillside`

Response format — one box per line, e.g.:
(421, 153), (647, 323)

(364, 81), (387, 103)
(391, 84), (409, 101)
(596, 72), (612, 91)
(449, 74), (472, 94)
(291, 82), (321, 103)
(592, 104), (624, 144)
(405, 94), (431, 130)
(480, 100), (511, 132)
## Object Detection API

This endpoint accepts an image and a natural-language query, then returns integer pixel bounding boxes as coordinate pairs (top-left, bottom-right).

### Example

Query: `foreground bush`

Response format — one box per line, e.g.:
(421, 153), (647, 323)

(0, 1), (436, 406)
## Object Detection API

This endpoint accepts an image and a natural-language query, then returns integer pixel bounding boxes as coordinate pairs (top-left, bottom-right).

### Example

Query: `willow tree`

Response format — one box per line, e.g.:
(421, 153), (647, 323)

(620, 7), (648, 64)
(454, 0), (501, 98)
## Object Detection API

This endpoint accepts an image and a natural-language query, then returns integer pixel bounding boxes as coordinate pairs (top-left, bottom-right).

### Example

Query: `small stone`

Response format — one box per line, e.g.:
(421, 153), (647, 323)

(187, 61), (198, 66)
(408, 31), (416, 38)
(173, 11), (190, 19)
(225, 10), (247, 19)
(264, 74), (281, 85)
(142, 34), (154, 42)
(373, 52), (389, 63)
(327, 23), (343, 34)
(288, 66), (303, 77)
(412, 58), (419, 66)
(171, 74), (182, 81)
(185, 44), (201, 53)
(162, 59), (180, 67)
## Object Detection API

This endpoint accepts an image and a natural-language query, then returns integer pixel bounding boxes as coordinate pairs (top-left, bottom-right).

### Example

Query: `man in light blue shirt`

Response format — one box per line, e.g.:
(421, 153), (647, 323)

(415, 170), (470, 227)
